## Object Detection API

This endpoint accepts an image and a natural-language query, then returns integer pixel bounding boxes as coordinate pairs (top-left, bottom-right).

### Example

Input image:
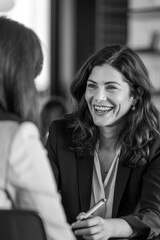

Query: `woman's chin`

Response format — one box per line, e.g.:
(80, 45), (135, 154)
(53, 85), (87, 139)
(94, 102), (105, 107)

(93, 118), (111, 127)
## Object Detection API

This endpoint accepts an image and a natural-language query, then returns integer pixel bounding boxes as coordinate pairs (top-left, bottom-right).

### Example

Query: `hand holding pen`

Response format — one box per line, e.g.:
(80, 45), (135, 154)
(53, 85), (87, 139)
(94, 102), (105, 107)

(71, 198), (133, 240)
(71, 198), (116, 240)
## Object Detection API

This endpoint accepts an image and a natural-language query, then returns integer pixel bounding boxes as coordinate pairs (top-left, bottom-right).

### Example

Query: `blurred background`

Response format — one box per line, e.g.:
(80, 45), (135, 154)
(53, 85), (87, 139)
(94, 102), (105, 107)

(1, 0), (160, 112)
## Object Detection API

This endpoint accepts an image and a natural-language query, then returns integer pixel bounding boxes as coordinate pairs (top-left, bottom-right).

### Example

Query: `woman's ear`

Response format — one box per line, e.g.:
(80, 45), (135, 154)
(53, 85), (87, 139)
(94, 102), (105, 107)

(137, 87), (143, 97)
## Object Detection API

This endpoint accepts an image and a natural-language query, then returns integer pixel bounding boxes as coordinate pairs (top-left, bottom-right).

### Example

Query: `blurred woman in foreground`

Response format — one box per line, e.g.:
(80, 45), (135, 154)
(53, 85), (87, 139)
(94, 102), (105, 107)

(0, 16), (75, 240)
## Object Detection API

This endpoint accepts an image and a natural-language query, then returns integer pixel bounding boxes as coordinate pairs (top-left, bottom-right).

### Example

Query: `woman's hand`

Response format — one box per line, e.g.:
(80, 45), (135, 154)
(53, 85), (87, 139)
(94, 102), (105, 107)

(71, 213), (112, 240)
(71, 213), (133, 240)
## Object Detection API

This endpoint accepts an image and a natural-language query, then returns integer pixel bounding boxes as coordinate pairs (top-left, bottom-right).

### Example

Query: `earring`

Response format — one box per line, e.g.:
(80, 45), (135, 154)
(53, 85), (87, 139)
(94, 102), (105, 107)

(132, 97), (137, 111)
(132, 104), (136, 111)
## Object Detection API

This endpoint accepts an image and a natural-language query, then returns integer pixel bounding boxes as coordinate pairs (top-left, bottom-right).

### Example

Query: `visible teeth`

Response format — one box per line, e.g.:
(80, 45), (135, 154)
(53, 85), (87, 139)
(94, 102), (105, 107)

(94, 105), (112, 111)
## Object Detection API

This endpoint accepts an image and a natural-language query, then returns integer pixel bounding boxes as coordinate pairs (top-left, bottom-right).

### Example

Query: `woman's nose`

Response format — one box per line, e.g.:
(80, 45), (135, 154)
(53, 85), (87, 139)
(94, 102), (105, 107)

(95, 88), (107, 102)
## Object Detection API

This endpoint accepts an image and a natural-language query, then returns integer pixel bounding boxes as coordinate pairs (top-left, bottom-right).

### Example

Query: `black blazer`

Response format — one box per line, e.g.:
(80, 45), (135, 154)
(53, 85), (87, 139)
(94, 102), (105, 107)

(46, 118), (160, 239)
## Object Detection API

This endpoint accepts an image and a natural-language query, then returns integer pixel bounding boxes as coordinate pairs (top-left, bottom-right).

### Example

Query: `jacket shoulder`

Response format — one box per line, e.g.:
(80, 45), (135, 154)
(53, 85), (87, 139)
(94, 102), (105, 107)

(49, 115), (71, 133)
(48, 114), (72, 146)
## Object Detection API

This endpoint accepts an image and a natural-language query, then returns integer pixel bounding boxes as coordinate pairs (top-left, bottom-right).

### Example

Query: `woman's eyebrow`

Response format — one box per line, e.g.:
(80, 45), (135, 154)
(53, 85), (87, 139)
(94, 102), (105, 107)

(87, 79), (96, 83)
(105, 81), (121, 86)
(87, 79), (121, 86)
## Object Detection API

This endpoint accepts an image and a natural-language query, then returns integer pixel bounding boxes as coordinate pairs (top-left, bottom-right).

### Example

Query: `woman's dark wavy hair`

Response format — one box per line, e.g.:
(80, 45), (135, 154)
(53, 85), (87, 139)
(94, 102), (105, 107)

(0, 17), (43, 127)
(69, 45), (160, 167)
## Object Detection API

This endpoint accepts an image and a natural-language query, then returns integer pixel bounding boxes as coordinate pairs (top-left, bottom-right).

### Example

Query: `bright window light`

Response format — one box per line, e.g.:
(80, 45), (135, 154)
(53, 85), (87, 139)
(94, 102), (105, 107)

(0, 0), (51, 92)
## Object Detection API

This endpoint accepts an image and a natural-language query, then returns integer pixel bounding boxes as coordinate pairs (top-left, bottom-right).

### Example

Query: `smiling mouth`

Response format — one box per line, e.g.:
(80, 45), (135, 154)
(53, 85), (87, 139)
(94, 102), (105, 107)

(93, 105), (113, 113)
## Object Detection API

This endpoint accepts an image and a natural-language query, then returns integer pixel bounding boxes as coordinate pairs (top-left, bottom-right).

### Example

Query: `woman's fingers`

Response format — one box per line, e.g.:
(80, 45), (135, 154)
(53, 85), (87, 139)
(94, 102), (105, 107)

(72, 216), (99, 229)
(74, 225), (100, 235)
(76, 212), (86, 221)
(72, 216), (110, 240)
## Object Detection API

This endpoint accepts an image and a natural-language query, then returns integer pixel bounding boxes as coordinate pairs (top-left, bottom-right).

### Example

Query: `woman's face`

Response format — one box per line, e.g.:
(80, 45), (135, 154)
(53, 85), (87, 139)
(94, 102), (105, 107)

(85, 64), (134, 127)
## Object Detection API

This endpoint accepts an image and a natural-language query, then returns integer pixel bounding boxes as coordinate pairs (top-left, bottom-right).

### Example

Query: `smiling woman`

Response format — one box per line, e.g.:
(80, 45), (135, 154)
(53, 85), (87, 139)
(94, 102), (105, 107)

(46, 45), (160, 240)
(85, 64), (134, 127)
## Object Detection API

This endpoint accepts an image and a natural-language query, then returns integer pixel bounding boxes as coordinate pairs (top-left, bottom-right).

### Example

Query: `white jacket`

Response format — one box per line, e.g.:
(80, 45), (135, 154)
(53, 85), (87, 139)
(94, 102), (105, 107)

(0, 121), (75, 240)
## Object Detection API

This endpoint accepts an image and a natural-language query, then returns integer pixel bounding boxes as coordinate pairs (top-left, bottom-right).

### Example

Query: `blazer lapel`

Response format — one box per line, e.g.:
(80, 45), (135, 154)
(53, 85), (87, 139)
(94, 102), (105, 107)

(77, 154), (132, 216)
(112, 161), (131, 217)
(77, 155), (93, 212)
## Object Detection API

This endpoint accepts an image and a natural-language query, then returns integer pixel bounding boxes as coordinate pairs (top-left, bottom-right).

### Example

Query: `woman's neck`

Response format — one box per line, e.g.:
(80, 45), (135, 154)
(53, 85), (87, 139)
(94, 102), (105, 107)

(98, 122), (124, 151)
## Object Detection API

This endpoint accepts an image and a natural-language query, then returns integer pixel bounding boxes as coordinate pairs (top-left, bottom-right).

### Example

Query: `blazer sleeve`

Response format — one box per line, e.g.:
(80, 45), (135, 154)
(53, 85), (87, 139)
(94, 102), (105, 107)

(121, 142), (160, 239)
(45, 121), (61, 188)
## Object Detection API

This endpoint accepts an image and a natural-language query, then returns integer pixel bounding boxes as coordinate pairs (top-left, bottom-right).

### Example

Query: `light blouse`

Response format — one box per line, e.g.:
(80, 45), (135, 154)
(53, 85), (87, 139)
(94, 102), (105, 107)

(90, 142), (120, 218)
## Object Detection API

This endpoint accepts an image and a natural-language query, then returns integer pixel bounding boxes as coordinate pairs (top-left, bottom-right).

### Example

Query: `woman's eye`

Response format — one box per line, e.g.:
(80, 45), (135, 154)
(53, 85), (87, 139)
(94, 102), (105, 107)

(106, 85), (117, 90)
(87, 83), (96, 88)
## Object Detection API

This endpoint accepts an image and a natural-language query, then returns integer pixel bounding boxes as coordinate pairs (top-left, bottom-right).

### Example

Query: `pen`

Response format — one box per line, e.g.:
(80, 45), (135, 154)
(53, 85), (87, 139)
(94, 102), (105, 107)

(80, 198), (107, 220)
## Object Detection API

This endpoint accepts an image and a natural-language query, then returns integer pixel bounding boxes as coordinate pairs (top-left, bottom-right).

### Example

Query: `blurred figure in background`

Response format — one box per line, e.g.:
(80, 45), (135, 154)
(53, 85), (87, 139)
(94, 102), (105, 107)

(0, 0), (14, 11)
(41, 96), (67, 144)
(0, 16), (75, 240)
